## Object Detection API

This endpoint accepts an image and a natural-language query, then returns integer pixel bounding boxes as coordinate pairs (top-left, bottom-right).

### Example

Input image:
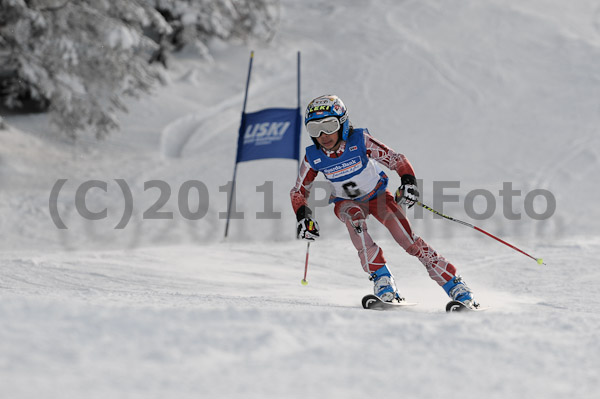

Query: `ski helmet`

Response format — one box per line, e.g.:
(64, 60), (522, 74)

(305, 95), (350, 144)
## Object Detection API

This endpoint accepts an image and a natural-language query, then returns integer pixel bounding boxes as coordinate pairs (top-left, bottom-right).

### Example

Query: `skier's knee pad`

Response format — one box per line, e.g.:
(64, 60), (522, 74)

(337, 202), (367, 224)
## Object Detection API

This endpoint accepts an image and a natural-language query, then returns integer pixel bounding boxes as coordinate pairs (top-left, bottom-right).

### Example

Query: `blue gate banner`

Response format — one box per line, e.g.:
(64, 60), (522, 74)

(236, 107), (301, 163)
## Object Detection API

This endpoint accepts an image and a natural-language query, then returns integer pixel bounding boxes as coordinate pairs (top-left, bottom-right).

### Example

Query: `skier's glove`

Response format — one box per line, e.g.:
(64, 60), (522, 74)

(395, 174), (420, 209)
(297, 217), (320, 241)
(296, 205), (320, 241)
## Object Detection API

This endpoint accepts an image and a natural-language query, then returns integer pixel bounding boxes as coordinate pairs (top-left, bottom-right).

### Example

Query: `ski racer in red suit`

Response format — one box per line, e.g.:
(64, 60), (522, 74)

(291, 95), (479, 307)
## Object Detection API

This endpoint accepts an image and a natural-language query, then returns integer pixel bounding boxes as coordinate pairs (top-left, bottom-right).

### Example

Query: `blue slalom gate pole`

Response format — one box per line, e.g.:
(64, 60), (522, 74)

(225, 51), (254, 238)
(297, 51), (302, 165)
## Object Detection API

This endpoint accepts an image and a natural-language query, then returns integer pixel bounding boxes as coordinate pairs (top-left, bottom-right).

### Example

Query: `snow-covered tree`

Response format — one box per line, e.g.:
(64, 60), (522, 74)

(145, 0), (279, 65)
(0, 0), (171, 138)
(0, 0), (279, 139)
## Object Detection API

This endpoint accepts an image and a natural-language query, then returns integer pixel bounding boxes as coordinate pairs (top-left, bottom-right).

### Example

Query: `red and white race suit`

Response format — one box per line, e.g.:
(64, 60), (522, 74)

(290, 129), (457, 286)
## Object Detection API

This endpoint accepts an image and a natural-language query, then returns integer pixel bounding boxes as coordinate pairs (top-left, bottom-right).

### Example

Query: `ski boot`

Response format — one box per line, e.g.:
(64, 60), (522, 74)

(443, 275), (479, 309)
(370, 265), (403, 303)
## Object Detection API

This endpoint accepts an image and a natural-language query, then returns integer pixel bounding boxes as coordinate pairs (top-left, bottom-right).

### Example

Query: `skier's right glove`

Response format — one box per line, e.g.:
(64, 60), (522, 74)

(296, 205), (320, 241)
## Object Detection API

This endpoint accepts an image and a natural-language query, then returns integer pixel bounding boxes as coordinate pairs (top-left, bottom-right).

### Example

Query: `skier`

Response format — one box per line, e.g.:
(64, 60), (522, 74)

(290, 94), (479, 308)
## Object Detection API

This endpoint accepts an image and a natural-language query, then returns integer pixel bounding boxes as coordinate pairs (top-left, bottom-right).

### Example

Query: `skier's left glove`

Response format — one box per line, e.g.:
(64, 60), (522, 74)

(395, 174), (420, 209)
(296, 205), (320, 241)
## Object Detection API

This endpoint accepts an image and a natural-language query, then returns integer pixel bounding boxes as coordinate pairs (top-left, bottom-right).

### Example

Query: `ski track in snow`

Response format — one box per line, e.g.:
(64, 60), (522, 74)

(160, 93), (243, 159)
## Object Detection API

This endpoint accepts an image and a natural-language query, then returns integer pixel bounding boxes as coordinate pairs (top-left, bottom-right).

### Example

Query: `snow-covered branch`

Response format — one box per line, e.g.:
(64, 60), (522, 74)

(0, 0), (280, 139)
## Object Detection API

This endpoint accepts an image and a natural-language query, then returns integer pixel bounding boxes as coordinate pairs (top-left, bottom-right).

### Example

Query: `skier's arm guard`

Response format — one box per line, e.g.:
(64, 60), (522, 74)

(290, 155), (318, 214)
(363, 131), (416, 177)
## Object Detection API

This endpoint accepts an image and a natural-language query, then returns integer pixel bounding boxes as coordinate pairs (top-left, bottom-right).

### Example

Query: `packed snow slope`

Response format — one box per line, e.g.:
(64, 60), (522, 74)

(2, 0), (600, 398)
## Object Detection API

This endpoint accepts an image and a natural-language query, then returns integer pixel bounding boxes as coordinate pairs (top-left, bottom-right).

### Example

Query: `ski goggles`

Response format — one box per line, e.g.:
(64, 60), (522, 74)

(306, 117), (340, 138)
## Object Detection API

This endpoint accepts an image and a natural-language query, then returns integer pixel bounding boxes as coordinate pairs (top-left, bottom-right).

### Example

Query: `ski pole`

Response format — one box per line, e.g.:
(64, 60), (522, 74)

(301, 241), (310, 285)
(417, 201), (545, 265)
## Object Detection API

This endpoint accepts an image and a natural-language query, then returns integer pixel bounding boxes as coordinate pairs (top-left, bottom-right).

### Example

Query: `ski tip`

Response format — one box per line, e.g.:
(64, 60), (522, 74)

(361, 294), (417, 310)
(361, 294), (379, 309)
(446, 300), (489, 312)
(446, 301), (466, 312)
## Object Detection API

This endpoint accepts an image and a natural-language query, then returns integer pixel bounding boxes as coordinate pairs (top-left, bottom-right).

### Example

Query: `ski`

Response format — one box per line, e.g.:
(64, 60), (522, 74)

(445, 300), (489, 312)
(361, 294), (417, 310)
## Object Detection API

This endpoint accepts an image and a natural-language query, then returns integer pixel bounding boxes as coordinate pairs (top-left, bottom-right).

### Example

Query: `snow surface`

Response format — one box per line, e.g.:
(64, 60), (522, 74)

(2, 0), (600, 398)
